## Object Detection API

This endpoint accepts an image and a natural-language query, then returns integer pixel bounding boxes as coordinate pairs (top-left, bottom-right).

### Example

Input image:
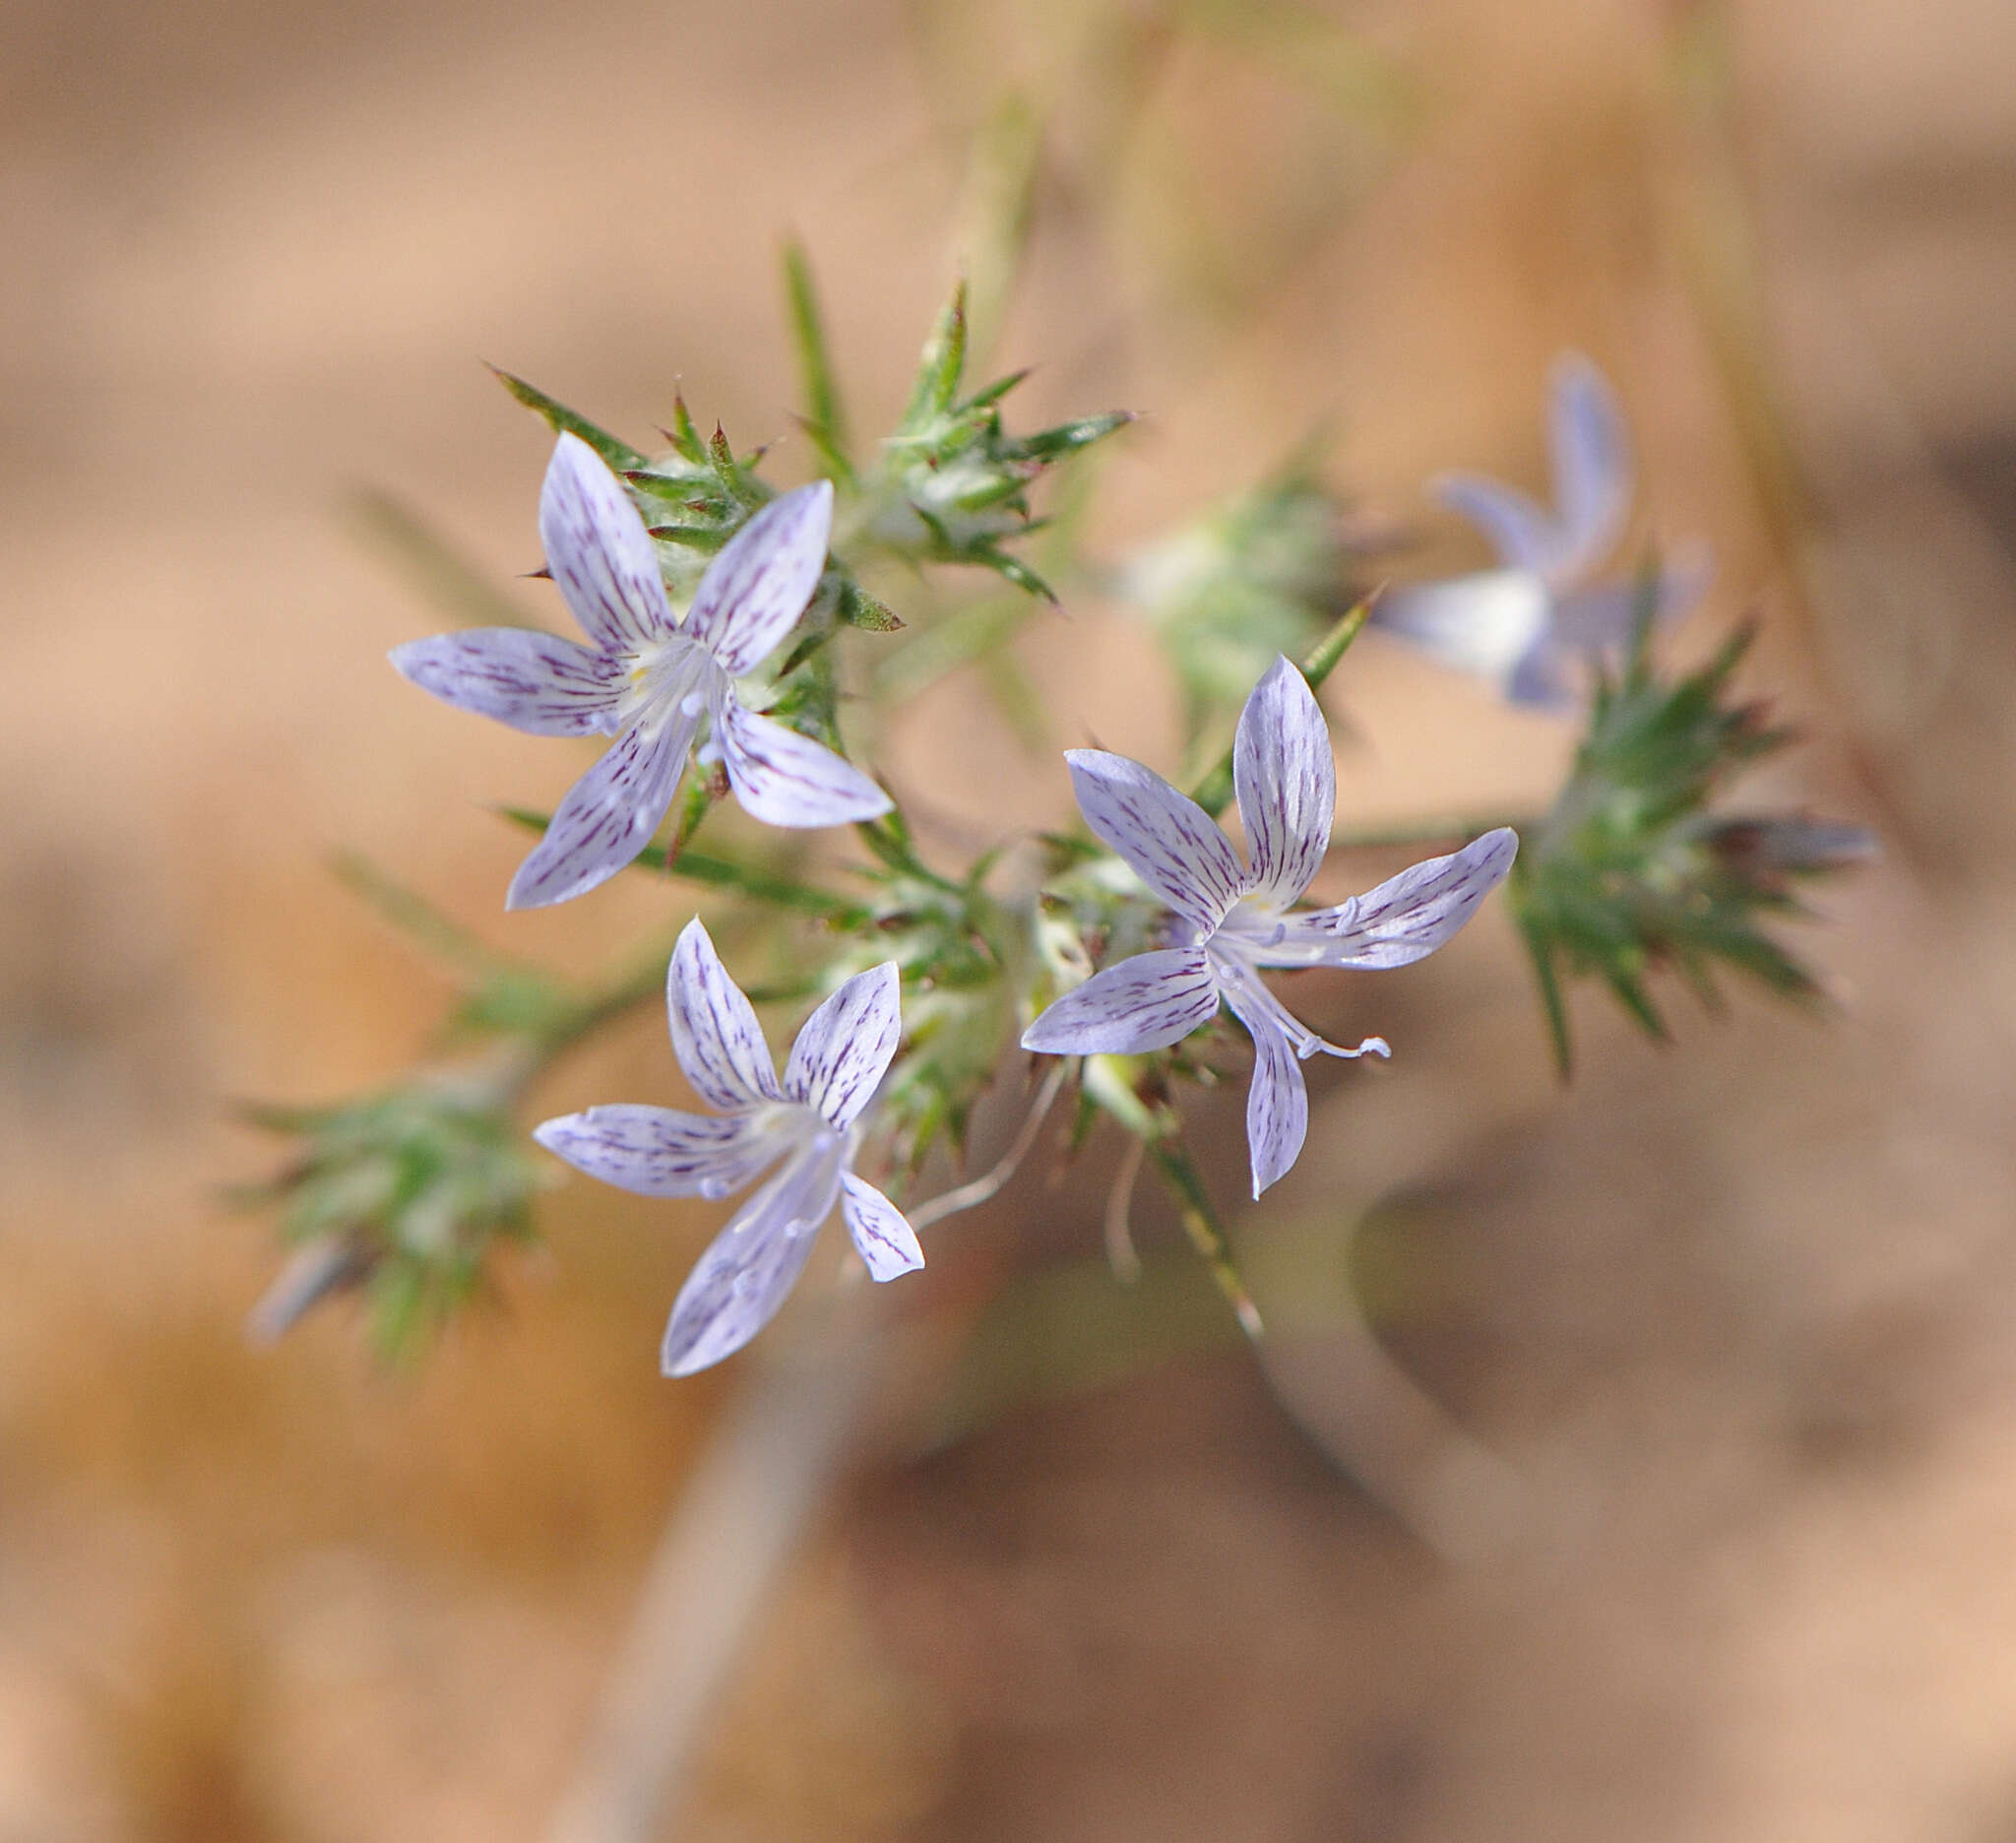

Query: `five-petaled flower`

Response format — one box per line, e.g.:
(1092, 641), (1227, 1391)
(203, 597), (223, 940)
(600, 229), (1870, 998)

(1373, 354), (1709, 710)
(1022, 657), (1517, 1198)
(535, 918), (922, 1375)
(393, 433), (891, 910)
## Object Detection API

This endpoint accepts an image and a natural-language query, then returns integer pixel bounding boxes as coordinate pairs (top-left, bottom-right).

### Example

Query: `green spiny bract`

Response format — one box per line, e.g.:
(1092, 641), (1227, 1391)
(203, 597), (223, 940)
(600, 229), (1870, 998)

(234, 1055), (549, 1360)
(1510, 611), (1869, 1075)
(855, 281), (1132, 602)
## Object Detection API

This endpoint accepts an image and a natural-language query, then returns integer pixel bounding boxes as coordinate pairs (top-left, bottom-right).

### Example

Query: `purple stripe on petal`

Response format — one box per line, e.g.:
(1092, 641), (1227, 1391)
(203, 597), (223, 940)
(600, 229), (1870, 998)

(660, 1141), (844, 1376)
(686, 481), (833, 676)
(840, 1172), (923, 1282)
(1260, 827), (1517, 970)
(666, 918), (784, 1111)
(504, 712), (694, 911)
(785, 962), (902, 1130)
(539, 432), (673, 653)
(1020, 948), (1219, 1055)
(1064, 751), (1244, 933)
(1233, 656), (1335, 909)
(391, 628), (622, 736)
(716, 693), (892, 829)
(533, 1104), (785, 1201)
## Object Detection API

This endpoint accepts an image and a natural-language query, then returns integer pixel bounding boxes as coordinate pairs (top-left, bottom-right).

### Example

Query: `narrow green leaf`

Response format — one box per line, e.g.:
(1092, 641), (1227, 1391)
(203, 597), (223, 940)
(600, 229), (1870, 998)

(1009, 410), (1136, 462)
(957, 367), (1032, 413)
(1189, 597), (1373, 817)
(838, 579), (904, 632)
(488, 368), (646, 471)
(665, 391), (707, 465)
(349, 491), (543, 632)
(904, 278), (969, 427)
(331, 851), (513, 979)
(782, 237), (851, 476)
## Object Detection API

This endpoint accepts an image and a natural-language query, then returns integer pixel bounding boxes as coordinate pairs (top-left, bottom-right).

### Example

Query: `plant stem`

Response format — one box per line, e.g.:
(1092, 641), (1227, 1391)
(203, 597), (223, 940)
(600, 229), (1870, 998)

(1145, 1137), (1263, 1340)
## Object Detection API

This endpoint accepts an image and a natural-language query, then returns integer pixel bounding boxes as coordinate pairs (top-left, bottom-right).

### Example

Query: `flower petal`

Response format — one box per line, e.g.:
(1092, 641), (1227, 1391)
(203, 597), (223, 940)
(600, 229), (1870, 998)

(1233, 655), (1335, 908)
(785, 962), (902, 1130)
(715, 692), (893, 829)
(1501, 638), (1581, 713)
(840, 1172), (923, 1282)
(1551, 541), (1714, 655)
(1217, 981), (1309, 1199)
(666, 917), (784, 1111)
(1020, 948), (1219, 1055)
(686, 481), (834, 676)
(1548, 353), (1631, 582)
(1254, 827), (1518, 970)
(539, 432), (673, 653)
(534, 1104), (785, 1200)
(1065, 750), (1245, 933)
(390, 628), (622, 736)
(660, 1141), (844, 1376)
(1369, 570), (1552, 694)
(1431, 473), (1564, 578)
(504, 712), (694, 911)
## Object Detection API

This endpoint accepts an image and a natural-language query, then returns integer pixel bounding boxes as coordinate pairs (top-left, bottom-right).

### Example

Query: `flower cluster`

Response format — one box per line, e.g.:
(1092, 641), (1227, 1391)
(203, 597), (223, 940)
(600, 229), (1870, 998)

(241, 295), (1869, 1380)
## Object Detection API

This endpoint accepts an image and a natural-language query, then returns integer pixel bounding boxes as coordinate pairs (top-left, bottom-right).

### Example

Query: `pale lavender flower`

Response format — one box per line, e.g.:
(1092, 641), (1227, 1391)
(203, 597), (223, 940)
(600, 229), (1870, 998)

(1376, 354), (1710, 710)
(1022, 657), (1517, 1198)
(393, 433), (891, 909)
(535, 919), (920, 1375)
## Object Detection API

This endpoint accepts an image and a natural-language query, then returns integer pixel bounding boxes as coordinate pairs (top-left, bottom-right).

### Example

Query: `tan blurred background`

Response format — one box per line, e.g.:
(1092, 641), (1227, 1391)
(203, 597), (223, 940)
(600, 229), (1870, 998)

(6, 0), (2016, 1836)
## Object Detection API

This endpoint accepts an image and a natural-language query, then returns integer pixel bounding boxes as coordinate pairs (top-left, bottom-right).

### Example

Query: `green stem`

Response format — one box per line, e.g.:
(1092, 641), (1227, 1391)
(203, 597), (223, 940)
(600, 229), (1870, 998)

(1189, 597), (1374, 818)
(1145, 1138), (1264, 1342)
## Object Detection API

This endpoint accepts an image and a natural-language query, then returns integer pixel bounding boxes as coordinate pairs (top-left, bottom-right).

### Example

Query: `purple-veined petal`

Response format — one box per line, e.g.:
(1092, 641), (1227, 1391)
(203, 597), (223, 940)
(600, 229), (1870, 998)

(1020, 948), (1219, 1055)
(390, 628), (622, 736)
(539, 432), (673, 653)
(660, 1139), (845, 1376)
(1218, 980), (1309, 1199)
(1233, 655), (1336, 908)
(1065, 751), (1245, 934)
(785, 962), (902, 1130)
(1251, 827), (1518, 970)
(1370, 570), (1552, 695)
(686, 481), (834, 676)
(504, 710), (695, 911)
(714, 691), (892, 829)
(533, 1104), (786, 1201)
(1212, 958), (1388, 1197)
(1548, 352), (1631, 582)
(840, 1172), (923, 1281)
(1432, 473), (1564, 578)
(666, 918), (785, 1111)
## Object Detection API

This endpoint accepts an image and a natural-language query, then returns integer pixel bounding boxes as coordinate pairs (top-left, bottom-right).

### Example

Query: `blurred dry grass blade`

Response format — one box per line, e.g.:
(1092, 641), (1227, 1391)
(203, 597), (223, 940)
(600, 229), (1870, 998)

(545, 1302), (884, 1843)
